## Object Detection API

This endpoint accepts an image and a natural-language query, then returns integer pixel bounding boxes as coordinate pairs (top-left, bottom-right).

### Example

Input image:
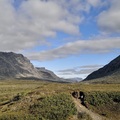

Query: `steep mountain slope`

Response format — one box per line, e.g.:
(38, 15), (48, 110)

(84, 55), (120, 81)
(36, 67), (60, 80)
(0, 52), (60, 81)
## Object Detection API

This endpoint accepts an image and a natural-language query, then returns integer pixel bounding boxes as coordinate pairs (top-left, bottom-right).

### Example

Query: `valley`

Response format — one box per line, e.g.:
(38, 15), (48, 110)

(0, 53), (120, 120)
(0, 80), (119, 120)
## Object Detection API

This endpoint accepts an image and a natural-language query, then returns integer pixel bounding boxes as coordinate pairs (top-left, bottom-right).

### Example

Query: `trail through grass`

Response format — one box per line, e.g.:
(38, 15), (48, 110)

(0, 80), (120, 120)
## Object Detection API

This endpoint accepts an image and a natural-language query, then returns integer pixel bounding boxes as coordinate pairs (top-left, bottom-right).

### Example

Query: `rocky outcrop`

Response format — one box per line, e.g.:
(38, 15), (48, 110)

(0, 52), (60, 81)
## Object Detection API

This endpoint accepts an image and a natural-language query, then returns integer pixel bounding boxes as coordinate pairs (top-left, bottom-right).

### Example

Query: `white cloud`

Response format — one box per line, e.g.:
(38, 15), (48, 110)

(0, 0), (84, 52)
(28, 38), (120, 61)
(79, 65), (103, 69)
(97, 0), (120, 33)
(57, 64), (102, 76)
(0, 0), (119, 55)
(20, 0), (78, 34)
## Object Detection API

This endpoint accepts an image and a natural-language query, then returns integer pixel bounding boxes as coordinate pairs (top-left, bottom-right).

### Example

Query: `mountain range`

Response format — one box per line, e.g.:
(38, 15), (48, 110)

(0, 52), (60, 81)
(0, 52), (119, 83)
(84, 55), (120, 83)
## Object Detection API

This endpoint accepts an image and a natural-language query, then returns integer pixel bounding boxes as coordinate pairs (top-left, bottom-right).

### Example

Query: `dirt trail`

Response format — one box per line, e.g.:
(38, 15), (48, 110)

(73, 98), (107, 120)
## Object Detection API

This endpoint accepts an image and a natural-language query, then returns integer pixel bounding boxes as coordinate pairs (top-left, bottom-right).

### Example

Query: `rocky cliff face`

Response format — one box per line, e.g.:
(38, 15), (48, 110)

(84, 55), (120, 81)
(0, 52), (59, 81)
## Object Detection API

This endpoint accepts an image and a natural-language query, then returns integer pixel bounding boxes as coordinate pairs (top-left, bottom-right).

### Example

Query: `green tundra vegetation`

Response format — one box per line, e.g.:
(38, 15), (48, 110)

(85, 91), (120, 119)
(0, 80), (120, 120)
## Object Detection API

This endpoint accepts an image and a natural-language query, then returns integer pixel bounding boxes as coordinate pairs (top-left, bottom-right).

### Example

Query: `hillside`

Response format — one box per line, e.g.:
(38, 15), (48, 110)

(84, 55), (120, 82)
(36, 67), (60, 81)
(0, 52), (60, 81)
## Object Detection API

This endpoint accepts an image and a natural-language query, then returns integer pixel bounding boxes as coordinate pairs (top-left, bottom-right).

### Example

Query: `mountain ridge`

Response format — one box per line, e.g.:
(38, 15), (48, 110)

(84, 55), (120, 82)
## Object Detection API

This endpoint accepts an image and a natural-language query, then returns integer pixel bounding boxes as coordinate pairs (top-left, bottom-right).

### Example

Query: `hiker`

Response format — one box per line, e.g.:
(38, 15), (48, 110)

(79, 91), (85, 104)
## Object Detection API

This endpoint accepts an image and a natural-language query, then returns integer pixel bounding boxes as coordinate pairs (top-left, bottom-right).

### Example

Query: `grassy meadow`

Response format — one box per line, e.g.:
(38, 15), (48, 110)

(0, 80), (120, 120)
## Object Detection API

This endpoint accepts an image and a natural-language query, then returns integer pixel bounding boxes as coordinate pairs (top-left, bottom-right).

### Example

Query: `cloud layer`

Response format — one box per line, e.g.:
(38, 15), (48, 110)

(0, 0), (119, 59)
(28, 38), (120, 61)
(57, 64), (103, 76)
(0, 0), (85, 52)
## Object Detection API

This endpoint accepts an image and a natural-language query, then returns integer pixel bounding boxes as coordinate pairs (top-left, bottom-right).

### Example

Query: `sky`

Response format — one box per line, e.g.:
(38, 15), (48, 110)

(0, 0), (120, 79)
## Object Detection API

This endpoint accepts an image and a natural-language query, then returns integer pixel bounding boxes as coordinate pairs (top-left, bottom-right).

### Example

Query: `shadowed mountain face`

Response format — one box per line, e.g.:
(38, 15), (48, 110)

(0, 52), (59, 81)
(84, 55), (120, 81)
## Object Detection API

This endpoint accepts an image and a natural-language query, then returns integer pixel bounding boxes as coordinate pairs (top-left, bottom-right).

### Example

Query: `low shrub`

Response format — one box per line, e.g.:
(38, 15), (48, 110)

(84, 91), (120, 119)
(0, 114), (37, 120)
(85, 92), (110, 106)
(85, 91), (120, 106)
(29, 93), (77, 120)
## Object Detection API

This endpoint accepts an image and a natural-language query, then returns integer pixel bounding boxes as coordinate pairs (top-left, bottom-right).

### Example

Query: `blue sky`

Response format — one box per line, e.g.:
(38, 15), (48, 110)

(0, 0), (120, 79)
